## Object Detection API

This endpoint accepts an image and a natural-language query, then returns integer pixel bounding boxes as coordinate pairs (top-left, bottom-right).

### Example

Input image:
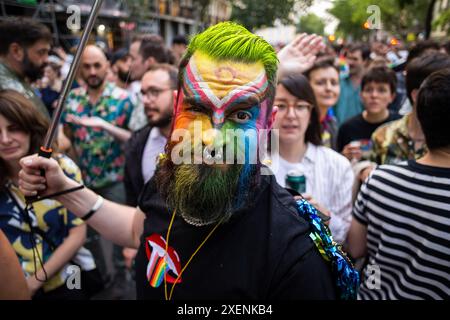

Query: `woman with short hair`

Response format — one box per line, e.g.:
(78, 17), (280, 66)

(270, 75), (354, 244)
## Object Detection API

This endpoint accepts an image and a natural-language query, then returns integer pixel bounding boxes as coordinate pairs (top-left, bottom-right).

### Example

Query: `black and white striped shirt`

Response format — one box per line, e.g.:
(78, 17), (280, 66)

(353, 160), (450, 300)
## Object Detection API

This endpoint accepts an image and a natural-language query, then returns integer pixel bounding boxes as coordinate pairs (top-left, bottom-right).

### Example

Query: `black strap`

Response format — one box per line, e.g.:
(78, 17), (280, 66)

(6, 186), (83, 275)
(28, 185), (85, 203)
(5, 187), (49, 281)
(16, 198), (80, 267)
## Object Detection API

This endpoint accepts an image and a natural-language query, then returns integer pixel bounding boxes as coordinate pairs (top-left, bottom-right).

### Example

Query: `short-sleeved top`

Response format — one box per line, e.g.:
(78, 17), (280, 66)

(134, 174), (337, 300)
(127, 81), (148, 132)
(333, 75), (363, 125)
(0, 154), (95, 292)
(369, 113), (427, 165)
(353, 161), (450, 299)
(62, 82), (134, 189)
(337, 112), (401, 153)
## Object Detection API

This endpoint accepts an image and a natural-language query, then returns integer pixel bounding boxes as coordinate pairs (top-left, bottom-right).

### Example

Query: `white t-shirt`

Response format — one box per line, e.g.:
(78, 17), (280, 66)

(128, 81), (148, 132)
(269, 143), (354, 243)
(141, 127), (167, 183)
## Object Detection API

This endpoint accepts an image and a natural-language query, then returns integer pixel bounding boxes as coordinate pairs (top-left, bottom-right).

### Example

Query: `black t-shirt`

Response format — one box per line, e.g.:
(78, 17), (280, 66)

(337, 112), (401, 152)
(134, 174), (337, 300)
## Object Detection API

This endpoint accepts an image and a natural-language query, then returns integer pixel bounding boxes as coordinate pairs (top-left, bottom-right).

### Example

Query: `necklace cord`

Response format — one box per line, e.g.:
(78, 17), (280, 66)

(164, 209), (177, 300)
(24, 204), (48, 282)
(5, 187), (48, 282)
(164, 209), (224, 300)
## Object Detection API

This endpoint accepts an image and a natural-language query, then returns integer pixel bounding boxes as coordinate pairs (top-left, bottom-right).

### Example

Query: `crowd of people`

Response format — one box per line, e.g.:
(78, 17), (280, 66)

(0, 17), (449, 300)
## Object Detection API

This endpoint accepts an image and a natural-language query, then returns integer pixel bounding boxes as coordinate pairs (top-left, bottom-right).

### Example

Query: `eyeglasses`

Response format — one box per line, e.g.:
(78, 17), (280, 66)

(140, 87), (172, 99)
(275, 102), (312, 115)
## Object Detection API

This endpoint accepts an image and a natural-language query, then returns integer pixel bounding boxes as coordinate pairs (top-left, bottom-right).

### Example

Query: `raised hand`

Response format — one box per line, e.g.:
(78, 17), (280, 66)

(277, 33), (325, 78)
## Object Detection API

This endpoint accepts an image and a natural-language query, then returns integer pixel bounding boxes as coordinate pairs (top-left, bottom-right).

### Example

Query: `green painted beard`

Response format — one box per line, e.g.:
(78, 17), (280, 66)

(167, 164), (243, 226)
(155, 158), (252, 226)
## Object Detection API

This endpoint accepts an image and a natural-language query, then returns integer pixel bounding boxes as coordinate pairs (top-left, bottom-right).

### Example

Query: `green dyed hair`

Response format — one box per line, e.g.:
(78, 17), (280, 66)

(180, 22), (279, 87)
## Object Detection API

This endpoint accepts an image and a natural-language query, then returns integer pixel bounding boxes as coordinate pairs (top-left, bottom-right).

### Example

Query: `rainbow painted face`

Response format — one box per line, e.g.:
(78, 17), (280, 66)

(156, 51), (275, 226)
(170, 51), (273, 166)
(154, 22), (279, 226)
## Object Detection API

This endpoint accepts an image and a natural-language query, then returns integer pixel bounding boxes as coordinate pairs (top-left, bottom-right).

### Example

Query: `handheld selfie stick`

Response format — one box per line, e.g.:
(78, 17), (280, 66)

(26, 0), (104, 203)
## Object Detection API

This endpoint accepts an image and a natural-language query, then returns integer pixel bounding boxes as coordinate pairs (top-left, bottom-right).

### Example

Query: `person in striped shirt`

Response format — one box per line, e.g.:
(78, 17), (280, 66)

(347, 69), (450, 299)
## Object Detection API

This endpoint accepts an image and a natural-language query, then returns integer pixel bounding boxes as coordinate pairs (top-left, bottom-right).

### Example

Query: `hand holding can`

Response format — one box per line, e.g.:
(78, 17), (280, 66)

(285, 169), (306, 194)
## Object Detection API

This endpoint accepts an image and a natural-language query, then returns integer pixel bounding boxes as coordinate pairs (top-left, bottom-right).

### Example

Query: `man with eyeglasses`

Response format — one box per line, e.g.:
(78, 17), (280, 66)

(128, 35), (171, 131)
(122, 64), (178, 283)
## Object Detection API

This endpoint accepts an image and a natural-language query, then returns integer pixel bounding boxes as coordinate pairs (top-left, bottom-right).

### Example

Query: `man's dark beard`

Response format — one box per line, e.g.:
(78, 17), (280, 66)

(23, 52), (45, 82)
(117, 68), (130, 83)
(156, 155), (257, 226)
(86, 76), (105, 90)
(147, 108), (172, 128)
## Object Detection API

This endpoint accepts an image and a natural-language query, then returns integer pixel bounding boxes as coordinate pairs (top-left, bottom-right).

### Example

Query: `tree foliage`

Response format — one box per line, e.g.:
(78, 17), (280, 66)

(329, 0), (431, 39)
(297, 13), (325, 35)
(230, 0), (313, 31)
(433, 7), (450, 35)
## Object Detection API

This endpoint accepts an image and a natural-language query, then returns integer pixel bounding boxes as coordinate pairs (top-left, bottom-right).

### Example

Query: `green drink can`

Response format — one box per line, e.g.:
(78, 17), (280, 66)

(285, 169), (306, 194)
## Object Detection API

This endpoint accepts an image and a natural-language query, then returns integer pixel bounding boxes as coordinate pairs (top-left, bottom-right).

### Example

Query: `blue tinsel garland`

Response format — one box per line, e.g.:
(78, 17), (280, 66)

(296, 199), (360, 300)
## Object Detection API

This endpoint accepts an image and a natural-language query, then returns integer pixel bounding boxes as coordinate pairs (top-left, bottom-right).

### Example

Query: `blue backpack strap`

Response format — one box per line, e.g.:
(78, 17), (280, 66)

(296, 199), (360, 300)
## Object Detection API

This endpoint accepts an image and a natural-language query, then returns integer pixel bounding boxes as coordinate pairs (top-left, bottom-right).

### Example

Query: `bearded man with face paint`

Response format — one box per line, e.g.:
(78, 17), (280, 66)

(18, 23), (336, 300)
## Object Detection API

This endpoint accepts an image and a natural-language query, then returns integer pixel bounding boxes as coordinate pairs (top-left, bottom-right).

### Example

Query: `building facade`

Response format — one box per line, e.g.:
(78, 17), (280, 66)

(0, 0), (233, 50)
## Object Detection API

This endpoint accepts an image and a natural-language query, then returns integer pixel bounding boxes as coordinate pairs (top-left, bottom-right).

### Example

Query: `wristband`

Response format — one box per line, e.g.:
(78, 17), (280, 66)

(81, 195), (104, 221)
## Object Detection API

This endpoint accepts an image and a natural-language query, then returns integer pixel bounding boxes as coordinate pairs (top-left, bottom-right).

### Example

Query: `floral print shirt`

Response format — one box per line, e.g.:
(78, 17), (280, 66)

(0, 154), (95, 292)
(62, 82), (133, 189)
